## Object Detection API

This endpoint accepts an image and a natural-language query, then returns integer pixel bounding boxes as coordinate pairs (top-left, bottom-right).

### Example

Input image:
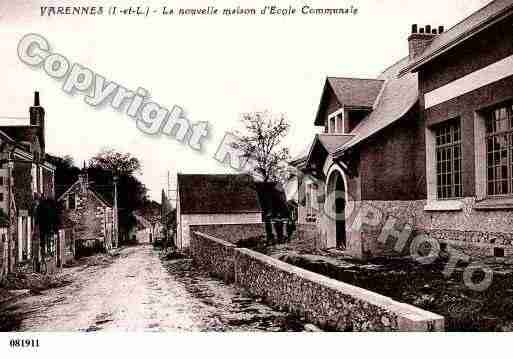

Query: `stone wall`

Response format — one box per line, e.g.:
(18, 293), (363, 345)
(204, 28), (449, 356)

(357, 199), (513, 259)
(190, 231), (235, 282)
(178, 212), (262, 248)
(62, 185), (112, 252)
(300, 197), (513, 260)
(190, 230), (444, 331)
(190, 223), (265, 245)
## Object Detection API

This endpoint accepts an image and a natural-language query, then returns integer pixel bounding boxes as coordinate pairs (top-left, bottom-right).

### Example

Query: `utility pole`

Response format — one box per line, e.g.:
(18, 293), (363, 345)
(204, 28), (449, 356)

(113, 175), (119, 248)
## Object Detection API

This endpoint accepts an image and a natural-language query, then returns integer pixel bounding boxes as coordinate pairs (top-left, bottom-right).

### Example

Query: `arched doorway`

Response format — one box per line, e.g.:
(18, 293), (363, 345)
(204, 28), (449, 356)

(326, 166), (347, 249)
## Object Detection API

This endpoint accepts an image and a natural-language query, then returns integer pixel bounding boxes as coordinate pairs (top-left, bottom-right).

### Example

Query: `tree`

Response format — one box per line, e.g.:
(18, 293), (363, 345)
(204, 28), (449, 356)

(89, 148), (142, 176)
(46, 153), (81, 198)
(88, 149), (147, 243)
(231, 112), (293, 245)
(231, 111), (292, 184)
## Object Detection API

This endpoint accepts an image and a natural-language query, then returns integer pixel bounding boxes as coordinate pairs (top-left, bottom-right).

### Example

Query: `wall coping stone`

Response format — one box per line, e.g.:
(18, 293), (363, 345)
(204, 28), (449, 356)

(236, 247), (444, 328)
(192, 231), (236, 248)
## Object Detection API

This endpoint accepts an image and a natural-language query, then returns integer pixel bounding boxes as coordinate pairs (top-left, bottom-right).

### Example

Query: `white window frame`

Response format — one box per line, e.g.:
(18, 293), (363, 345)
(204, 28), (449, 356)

(424, 122), (464, 212)
(327, 108), (345, 134)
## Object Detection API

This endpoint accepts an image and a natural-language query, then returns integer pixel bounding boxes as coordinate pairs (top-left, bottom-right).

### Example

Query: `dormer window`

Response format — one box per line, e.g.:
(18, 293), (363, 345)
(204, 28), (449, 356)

(327, 109), (345, 134)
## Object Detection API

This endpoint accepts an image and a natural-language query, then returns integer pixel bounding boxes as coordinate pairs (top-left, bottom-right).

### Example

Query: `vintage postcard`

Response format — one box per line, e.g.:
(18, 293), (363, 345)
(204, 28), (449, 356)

(0, 0), (512, 356)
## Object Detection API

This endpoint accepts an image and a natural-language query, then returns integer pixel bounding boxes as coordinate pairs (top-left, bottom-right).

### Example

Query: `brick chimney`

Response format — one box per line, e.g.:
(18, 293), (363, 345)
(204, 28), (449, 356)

(78, 161), (88, 193)
(29, 91), (46, 152)
(408, 24), (443, 60)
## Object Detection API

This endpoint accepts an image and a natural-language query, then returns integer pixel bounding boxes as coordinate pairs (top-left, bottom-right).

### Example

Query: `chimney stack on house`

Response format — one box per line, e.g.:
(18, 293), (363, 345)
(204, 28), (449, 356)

(29, 91), (45, 128)
(79, 161), (89, 193)
(408, 24), (443, 60)
(29, 91), (46, 153)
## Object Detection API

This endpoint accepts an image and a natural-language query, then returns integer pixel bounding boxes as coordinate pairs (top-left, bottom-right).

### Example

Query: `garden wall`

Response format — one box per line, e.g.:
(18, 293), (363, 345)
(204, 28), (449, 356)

(190, 223), (265, 245)
(190, 232), (236, 282)
(190, 230), (445, 331)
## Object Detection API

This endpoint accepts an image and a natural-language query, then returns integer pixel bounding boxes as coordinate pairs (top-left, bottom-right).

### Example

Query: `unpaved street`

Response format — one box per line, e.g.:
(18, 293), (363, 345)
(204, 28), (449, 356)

(1, 245), (304, 332)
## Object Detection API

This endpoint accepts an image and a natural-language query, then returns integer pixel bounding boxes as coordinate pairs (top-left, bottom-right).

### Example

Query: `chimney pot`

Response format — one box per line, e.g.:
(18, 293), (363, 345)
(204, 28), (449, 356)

(425, 25), (431, 34)
(34, 91), (40, 107)
(438, 25), (445, 34)
(412, 24), (418, 34)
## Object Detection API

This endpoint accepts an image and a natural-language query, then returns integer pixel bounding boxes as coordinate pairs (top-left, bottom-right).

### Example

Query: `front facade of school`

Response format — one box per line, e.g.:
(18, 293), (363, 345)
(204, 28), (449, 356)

(293, 0), (513, 259)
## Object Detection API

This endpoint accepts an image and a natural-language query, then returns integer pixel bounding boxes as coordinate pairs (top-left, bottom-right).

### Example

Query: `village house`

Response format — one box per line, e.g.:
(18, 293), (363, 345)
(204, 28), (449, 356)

(0, 92), (63, 277)
(57, 166), (115, 255)
(292, 0), (513, 260)
(175, 174), (263, 248)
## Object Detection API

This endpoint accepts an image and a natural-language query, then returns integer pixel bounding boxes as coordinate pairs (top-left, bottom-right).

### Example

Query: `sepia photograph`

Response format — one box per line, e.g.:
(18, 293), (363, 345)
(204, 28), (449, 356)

(1, 0), (513, 356)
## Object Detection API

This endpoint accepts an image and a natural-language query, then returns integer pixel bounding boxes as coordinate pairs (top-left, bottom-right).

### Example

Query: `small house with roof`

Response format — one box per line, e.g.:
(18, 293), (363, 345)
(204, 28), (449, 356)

(175, 174), (263, 248)
(292, 54), (423, 258)
(57, 167), (115, 255)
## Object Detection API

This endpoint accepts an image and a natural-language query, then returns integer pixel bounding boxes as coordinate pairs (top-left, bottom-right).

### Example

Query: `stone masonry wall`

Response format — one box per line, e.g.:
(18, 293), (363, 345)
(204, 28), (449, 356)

(357, 199), (513, 259)
(190, 232), (236, 282)
(190, 223), (265, 245)
(190, 230), (445, 331)
(62, 185), (111, 250)
(179, 213), (262, 248)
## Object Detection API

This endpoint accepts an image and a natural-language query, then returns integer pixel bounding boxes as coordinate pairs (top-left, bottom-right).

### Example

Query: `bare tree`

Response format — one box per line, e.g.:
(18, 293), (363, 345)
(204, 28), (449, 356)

(232, 111), (291, 184)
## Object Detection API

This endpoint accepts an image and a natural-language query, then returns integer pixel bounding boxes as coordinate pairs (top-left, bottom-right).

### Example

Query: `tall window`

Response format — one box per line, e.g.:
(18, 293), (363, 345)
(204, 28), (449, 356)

(486, 103), (513, 196)
(305, 182), (317, 222)
(435, 119), (462, 199)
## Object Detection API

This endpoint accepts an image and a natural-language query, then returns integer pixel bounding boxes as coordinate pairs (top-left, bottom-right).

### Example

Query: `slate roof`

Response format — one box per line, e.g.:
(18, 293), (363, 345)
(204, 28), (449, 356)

(328, 77), (384, 108)
(0, 125), (42, 152)
(401, 0), (513, 74)
(334, 56), (419, 154)
(177, 174), (262, 215)
(317, 134), (354, 154)
(0, 126), (35, 142)
(315, 78), (384, 125)
(57, 180), (113, 208)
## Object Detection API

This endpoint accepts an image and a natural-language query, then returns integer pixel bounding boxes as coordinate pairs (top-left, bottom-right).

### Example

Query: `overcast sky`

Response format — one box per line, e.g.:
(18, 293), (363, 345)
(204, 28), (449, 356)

(0, 0), (492, 201)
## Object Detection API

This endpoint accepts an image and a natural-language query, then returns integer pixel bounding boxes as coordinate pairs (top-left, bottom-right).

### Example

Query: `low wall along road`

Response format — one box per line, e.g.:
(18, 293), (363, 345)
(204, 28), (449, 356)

(191, 231), (445, 332)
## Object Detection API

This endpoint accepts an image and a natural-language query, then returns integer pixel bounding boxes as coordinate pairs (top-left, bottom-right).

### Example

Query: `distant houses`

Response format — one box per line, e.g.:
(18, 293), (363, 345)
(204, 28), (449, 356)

(174, 173), (293, 249)
(175, 174), (263, 248)
(57, 166), (115, 255)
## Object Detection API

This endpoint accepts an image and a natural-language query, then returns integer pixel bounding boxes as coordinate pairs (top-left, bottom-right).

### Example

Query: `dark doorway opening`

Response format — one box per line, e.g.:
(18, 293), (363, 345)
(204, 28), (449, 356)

(335, 173), (346, 249)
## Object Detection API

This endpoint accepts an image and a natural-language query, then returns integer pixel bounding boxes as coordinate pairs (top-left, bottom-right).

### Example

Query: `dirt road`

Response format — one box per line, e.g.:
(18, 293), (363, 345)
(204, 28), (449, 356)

(1, 245), (304, 332)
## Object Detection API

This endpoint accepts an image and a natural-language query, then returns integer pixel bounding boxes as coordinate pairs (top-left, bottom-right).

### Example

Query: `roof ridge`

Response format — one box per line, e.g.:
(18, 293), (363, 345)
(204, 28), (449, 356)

(435, 0), (500, 39)
(378, 56), (410, 79)
(328, 76), (383, 82)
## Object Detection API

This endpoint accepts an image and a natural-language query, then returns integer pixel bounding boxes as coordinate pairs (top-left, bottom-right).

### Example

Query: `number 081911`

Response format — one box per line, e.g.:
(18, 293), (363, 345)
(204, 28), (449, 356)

(9, 339), (40, 348)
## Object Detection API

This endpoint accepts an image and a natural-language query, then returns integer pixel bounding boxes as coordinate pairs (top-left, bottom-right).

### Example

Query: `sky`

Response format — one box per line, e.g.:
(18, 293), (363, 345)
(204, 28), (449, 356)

(0, 0), (493, 201)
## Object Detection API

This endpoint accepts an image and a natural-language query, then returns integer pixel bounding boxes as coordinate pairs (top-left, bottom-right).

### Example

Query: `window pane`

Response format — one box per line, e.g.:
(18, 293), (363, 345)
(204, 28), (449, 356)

(435, 119), (462, 199)
(486, 103), (513, 196)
